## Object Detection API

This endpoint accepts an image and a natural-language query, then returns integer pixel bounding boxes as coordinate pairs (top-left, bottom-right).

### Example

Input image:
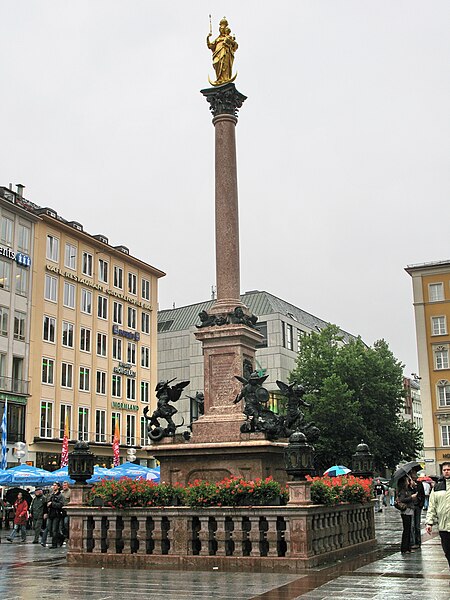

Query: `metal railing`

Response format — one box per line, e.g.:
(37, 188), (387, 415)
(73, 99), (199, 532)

(0, 376), (29, 395)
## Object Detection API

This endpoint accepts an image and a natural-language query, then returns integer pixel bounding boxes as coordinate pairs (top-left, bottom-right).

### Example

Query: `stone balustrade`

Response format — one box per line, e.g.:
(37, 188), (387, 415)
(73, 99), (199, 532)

(66, 502), (375, 571)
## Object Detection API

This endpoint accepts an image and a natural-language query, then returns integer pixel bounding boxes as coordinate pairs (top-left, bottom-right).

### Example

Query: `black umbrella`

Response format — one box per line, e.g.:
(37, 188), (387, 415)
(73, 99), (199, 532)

(392, 461), (422, 482)
(4, 487), (33, 507)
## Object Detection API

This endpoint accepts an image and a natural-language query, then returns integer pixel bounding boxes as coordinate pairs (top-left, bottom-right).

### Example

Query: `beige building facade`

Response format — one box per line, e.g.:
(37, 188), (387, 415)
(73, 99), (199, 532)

(406, 260), (450, 476)
(0, 186), (37, 466)
(1, 185), (164, 469)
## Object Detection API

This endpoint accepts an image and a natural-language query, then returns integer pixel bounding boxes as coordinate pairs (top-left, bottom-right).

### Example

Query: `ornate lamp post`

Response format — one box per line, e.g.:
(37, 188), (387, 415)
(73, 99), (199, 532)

(284, 431), (315, 505)
(352, 440), (374, 479)
(68, 441), (95, 484)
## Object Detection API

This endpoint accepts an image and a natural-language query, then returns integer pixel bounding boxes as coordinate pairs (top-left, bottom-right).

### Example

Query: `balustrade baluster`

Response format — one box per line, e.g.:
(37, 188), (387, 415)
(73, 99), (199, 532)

(248, 516), (261, 557)
(197, 516), (210, 556)
(152, 517), (163, 554)
(265, 516), (278, 557)
(121, 516), (132, 554)
(136, 516), (147, 554)
(214, 516), (227, 556)
(91, 515), (102, 553)
(106, 515), (117, 554)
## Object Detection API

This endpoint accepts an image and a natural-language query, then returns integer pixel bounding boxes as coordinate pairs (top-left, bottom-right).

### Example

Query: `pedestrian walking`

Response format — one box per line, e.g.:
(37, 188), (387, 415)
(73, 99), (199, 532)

(6, 492), (29, 543)
(389, 486), (396, 506)
(42, 482), (64, 549)
(422, 480), (431, 510)
(397, 475), (417, 554)
(29, 488), (47, 544)
(60, 481), (71, 543)
(374, 478), (385, 513)
(425, 462), (450, 574)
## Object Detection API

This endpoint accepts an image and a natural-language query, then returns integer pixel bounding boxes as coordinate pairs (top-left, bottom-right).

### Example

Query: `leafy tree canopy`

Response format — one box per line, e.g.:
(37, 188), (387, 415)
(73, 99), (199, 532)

(289, 324), (423, 472)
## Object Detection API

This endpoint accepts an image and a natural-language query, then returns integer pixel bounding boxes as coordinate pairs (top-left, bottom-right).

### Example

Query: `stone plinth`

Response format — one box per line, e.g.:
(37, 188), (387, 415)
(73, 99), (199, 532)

(193, 322), (262, 443)
(287, 480), (312, 505)
(150, 439), (288, 486)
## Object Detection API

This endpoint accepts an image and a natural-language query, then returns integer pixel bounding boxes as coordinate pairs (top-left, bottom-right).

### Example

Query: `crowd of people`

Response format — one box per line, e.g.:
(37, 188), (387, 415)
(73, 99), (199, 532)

(1, 481), (71, 548)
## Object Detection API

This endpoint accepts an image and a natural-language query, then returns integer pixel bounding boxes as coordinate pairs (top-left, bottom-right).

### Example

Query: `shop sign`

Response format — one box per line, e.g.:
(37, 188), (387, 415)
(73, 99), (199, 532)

(111, 401), (139, 411)
(0, 246), (31, 267)
(113, 362), (136, 378)
(112, 324), (140, 342)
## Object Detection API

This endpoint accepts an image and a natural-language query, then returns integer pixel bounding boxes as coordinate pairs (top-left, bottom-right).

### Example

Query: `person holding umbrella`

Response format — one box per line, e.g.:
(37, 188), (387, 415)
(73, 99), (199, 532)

(396, 475), (418, 554)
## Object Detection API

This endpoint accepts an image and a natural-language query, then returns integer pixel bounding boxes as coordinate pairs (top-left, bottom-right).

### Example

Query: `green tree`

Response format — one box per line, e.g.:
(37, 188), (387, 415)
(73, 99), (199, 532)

(290, 325), (422, 472)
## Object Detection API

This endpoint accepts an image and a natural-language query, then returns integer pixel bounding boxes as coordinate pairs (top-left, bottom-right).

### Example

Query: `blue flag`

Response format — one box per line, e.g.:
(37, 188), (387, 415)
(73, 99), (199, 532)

(0, 401), (7, 470)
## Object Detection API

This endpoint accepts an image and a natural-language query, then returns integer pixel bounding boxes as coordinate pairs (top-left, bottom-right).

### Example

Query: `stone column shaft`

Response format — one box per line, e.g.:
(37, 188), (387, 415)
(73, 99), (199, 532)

(213, 114), (240, 308)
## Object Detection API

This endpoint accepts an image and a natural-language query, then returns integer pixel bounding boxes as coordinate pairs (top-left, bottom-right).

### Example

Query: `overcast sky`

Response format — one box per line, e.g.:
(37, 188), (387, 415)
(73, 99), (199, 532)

(2, 1), (449, 377)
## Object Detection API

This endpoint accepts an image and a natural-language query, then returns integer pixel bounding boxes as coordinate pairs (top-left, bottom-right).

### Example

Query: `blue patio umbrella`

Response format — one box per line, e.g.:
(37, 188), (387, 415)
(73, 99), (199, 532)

(42, 465), (113, 485)
(0, 464), (49, 486)
(107, 462), (159, 481)
(323, 465), (351, 477)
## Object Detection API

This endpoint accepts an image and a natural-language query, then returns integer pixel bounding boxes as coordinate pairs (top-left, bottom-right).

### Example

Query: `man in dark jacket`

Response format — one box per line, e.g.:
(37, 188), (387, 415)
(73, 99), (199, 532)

(46, 482), (64, 549)
(30, 488), (47, 544)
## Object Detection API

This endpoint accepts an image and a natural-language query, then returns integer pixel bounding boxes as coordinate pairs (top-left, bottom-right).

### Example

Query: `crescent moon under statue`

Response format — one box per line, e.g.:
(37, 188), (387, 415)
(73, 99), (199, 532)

(208, 72), (238, 87)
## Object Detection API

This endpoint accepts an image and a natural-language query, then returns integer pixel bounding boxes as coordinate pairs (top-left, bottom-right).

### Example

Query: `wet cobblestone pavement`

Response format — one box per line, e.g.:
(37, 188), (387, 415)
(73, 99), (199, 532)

(0, 506), (448, 599)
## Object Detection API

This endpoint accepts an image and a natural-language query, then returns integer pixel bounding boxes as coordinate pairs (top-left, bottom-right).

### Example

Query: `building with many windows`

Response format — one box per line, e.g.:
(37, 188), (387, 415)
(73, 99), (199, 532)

(0, 184), (164, 469)
(0, 186), (36, 466)
(406, 260), (450, 475)
(157, 290), (357, 429)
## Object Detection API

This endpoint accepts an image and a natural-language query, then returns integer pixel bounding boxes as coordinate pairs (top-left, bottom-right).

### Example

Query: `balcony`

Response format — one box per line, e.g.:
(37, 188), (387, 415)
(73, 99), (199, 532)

(0, 376), (30, 396)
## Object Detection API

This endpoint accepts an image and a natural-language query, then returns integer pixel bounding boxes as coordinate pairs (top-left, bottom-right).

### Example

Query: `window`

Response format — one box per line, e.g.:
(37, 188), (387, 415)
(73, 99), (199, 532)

(432, 316), (447, 336)
(112, 337), (122, 361)
(64, 243), (77, 270)
(97, 332), (107, 357)
(43, 315), (56, 342)
(429, 283), (444, 302)
(78, 407), (89, 441)
(42, 358), (55, 385)
(141, 312), (150, 334)
(128, 272), (137, 295)
(0, 260), (11, 290)
(435, 346), (449, 370)
(255, 321), (268, 349)
(44, 274), (57, 302)
(127, 342), (136, 365)
(98, 295), (108, 319)
(126, 378), (136, 400)
(140, 416), (147, 446)
(141, 346), (150, 368)
(62, 321), (74, 348)
(297, 329), (307, 352)
(141, 381), (149, 403)
(46, 235), (59, 262)
(142, 278), (150, 301)
(114, 266), (123, 289)
(284, 322), (293, 351)
(40, 401), (53, 438)
(437, 381), (450, 407)
(128, 307), (136, 329)
(112, 374), (122, 397)
(111, 412), (121, 442)
(15, 266), (28, 296)
(98, 259), (108, 283)
(126, 414), (136, 446)
(95, 409), (106, 443)
(60, 404), (72, 438)
(81, 289), (92, 314)
(61, 363), (73, 389)
(80, 327), (91, 352)
(96, 370), (106, 395)
(63, 282), (75, 308)
(0, 216), (13, 246)
(113, 302), (123, 324)
(17, 225), (30, 253)
(13, 312), (26, 341)
(442, 425), (450, 446)
(82, 252), (93, 277)
(0, 306), (8, 336)
(79, 367), (90, 392)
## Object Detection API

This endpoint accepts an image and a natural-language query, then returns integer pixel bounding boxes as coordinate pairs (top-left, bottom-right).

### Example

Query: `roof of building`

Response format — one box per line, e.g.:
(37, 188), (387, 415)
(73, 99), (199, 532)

(405, 259), (450, 273)
(158, 290), (356, 341)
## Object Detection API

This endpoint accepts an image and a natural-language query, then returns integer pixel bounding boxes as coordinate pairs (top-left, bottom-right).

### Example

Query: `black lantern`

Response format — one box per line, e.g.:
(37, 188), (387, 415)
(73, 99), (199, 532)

(68, 441), (95, 484)
(284, 431), (314, 481)
(352, 440), (374, 479)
